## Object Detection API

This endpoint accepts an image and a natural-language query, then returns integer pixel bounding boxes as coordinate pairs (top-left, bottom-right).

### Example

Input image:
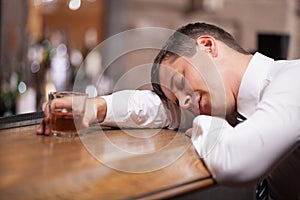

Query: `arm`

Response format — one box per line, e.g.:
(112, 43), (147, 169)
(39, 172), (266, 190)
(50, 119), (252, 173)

(99, 90), (194, 129)
(192, 109), (299, 185)
(191, 70), (300, 185)
(99, 90), (170, 128)
(37, 90), (173, 135)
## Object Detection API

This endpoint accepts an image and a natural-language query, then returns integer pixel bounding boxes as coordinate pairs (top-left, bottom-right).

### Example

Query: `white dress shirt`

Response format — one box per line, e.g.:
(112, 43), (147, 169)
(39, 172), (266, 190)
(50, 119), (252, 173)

(100, 53), (300, 199)
(101, 90), (170, 128)
(101, 90), (194, 129)
(191, 53), (300, 199)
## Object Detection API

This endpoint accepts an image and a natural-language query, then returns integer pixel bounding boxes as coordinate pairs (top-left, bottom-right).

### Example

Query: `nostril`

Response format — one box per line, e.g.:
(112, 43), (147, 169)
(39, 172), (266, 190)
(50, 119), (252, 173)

(184, 98), (190, 106)
(178, 94), (192, 109)
(182, 96), (191, 109)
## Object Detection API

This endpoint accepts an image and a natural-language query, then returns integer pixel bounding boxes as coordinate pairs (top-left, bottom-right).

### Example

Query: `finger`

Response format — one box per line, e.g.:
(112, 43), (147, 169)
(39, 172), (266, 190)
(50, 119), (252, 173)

(36, 102), (51, 135)
(44, 102), (50, 118)
(81, 112), (90, 128)
(185, 128), (193, 138)
(44, 116), (51, 136)
(49, 97), (73, 112)
(36, 119), (45, 135)
(44, 103), (52, 136)
(191, 123), (203, 141)
(82, 120), (90, 129)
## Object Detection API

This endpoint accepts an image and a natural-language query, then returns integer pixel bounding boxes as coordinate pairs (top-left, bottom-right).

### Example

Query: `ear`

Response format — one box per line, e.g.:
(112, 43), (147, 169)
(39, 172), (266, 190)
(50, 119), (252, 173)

(196, 36), (217, 57)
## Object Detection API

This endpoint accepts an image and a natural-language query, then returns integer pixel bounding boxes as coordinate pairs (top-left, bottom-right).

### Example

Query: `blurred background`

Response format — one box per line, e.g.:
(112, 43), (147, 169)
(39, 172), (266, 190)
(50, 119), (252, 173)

(1, 0), (300, 117)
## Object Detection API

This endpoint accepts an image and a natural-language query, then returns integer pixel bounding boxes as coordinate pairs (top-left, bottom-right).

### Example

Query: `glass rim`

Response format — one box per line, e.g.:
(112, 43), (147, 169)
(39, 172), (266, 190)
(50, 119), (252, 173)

(49, 91), (88, 97)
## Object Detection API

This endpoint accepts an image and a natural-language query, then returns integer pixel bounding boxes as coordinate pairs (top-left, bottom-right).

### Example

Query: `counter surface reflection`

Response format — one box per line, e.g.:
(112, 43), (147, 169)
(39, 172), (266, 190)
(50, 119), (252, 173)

(0, 124), (214, 199)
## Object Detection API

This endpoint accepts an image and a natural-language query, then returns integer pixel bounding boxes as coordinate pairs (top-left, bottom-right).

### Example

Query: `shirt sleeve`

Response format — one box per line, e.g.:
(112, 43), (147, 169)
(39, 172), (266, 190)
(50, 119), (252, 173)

(191, 67), (300, 185)
(100, 90), (194, 129)
(192, 113), (300, 185)
(100, 90), (170, 128)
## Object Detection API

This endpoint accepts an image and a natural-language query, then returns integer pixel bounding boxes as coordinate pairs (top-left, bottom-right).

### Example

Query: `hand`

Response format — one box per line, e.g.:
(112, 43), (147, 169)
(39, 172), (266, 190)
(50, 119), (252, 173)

(184, 120), (203, 140)
(36, 97), (73, 136)
(36, 101), (51, 136)
(185, 128), (193, 138)
(36, 102), (53, 136)
(36, 97), (107, 136)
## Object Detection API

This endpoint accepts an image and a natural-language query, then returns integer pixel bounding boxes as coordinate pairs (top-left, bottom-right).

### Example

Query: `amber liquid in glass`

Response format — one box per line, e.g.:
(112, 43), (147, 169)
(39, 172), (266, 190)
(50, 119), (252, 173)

(51, 109), (83, 137)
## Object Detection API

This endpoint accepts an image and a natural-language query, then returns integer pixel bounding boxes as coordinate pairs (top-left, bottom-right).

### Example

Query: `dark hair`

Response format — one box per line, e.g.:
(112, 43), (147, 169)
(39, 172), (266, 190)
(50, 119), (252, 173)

(151, 22), (250, 101)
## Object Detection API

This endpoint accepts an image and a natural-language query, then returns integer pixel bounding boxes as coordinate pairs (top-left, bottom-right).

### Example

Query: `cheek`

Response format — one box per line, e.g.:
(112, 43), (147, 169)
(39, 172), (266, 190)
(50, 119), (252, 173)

(161, 86), (177, 103)
(186, 71), (207, 92)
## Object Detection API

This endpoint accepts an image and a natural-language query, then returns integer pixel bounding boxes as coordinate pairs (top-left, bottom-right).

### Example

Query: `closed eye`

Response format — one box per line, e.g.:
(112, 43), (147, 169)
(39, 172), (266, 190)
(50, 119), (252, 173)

(175, 76), (185, 90)
(180, 76), (185, 90)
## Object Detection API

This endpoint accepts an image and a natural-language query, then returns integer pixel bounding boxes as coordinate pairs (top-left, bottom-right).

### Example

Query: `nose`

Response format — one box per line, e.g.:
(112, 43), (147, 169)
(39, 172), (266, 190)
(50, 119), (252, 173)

(178, 94), (192, 110)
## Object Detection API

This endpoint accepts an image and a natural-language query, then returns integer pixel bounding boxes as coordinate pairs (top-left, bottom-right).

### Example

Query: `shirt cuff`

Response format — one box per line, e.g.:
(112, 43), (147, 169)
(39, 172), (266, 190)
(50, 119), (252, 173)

(100, 94), (114, 125)
(191, 115), (227, 159)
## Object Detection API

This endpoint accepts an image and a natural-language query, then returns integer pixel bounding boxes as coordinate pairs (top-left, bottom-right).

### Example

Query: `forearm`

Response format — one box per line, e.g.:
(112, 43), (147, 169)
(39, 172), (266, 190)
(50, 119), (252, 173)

(191, 112), (300, 185)
(191, 115), (262, 185)
(89, 90), (194, 129)
(98, 90), (170, 128)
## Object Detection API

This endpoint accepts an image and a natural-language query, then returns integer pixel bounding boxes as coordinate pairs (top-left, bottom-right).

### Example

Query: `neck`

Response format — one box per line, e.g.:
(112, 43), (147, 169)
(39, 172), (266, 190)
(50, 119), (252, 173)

(213, 44), (253, 114)
(218, 51), (252, 97)
(232, 53), (253, 98)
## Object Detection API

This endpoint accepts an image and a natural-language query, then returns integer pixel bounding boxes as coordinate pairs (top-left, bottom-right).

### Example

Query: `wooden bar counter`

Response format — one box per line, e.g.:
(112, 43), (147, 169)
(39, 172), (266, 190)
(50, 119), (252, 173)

(0, 124), (214, 199)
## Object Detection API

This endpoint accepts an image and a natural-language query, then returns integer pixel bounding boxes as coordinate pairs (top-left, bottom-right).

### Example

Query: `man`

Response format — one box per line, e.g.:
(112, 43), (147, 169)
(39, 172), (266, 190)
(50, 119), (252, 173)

(38, 22), (300, 199)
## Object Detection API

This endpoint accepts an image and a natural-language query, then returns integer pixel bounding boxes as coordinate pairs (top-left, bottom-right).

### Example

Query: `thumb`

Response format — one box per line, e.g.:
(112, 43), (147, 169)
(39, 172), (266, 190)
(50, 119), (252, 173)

(82, 117), (90, 128)
(185, 128), (193, 138)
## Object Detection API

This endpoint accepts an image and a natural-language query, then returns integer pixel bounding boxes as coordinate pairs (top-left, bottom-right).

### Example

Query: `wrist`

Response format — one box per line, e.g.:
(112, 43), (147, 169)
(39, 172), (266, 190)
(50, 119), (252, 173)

(85, 97), (107, 124)
(95, 97), (107, 123)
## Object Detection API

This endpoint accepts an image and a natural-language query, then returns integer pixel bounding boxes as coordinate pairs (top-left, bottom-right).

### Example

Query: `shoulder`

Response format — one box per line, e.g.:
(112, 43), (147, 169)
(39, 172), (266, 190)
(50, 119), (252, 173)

(266, 59), (300, 90)
(268, 59), (300, 78)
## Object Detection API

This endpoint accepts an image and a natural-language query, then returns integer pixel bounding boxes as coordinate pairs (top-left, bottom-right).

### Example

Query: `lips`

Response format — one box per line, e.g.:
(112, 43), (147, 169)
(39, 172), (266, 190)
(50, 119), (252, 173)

(189, 92), (202, 115)
(192, 93), (201, 115)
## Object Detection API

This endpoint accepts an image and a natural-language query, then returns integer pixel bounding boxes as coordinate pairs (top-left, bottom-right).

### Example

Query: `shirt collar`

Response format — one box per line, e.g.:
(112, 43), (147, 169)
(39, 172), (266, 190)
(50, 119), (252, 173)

(237, 52), (274, 118)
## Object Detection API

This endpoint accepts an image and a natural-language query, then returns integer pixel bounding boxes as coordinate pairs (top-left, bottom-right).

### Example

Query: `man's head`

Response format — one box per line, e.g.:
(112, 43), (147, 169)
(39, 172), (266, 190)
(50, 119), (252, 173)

(151, 22), (251, 116)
